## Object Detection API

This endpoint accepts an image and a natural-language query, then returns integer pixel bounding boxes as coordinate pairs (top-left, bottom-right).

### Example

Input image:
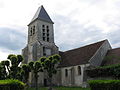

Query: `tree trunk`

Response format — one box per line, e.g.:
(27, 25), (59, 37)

(7, 66), (10, 75)
(6, 66), (10, 79)
(35, 73), (39, 90)
(48, 77), (52, 90)
(25, 73), (29, 86)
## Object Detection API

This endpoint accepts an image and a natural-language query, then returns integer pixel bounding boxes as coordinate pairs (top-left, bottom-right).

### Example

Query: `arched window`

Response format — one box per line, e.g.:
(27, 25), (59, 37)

(65, 69), (68, 77)
(78, 66), (81, 75)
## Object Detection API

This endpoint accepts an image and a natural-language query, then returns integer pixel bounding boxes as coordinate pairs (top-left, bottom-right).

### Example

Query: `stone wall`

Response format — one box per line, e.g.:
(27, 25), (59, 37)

(58, 64), (90, 87)
(89, 40), (112, 66)
(22, 46), (28, 64)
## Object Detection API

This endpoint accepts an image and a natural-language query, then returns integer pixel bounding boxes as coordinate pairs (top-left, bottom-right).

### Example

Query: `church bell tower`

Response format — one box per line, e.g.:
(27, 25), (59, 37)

(22, 5), (58, 63)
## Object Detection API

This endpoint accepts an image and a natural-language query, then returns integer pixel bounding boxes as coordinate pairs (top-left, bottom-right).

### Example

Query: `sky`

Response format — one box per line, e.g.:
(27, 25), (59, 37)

(0, 0), (120, 60)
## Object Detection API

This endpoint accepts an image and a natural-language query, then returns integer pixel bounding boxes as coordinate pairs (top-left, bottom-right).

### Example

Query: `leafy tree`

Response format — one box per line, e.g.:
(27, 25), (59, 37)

(0, 54), (31, 87)
(4, 60), (10, 74)
(22, 64), (31, 85)
(7, 54), (24, 80)
(29, 61), (43, 90)
(0, 61), (7, 79)
(42, 54), (61, 90)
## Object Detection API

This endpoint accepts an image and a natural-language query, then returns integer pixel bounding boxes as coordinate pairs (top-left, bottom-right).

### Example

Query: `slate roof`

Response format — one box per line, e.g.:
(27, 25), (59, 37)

(102, 48), (120, 66)
(29, 5), (54, 25)
(59, 40), (106, 68)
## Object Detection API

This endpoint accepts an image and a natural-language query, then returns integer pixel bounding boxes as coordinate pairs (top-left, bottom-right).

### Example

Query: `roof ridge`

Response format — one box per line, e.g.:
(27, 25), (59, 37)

(63, 39), (107, 53)
(109, 47), (120, 51)
(29, 5), (54, 25)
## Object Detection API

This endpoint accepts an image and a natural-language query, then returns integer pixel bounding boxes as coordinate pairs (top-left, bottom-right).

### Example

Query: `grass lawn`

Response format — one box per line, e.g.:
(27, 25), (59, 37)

(26, 87), (90, 90)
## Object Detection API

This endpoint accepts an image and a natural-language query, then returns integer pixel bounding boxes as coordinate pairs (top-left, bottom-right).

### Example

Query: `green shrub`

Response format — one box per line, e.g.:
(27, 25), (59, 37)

(88, 80), (120, 90)
(86, 64), (120, 78)
(0, 79), (25, 90)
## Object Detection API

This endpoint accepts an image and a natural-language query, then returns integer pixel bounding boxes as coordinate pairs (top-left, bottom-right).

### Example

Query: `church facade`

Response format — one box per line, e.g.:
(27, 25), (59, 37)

(22, 5), (120, 87)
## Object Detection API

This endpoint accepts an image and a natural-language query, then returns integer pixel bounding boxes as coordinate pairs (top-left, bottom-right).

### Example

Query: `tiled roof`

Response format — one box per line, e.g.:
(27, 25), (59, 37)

(102, 48), (120, 66)
(59, 40), (106, 67)
(29, 5), (54, 25)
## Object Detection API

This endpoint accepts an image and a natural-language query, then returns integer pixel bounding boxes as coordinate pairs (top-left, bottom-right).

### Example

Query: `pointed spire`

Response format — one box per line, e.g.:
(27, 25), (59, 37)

(29, 5), (54, 25)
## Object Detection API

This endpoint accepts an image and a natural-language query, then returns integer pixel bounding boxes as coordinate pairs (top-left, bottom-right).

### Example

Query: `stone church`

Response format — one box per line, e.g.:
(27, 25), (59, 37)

(22, 5), (120, 87)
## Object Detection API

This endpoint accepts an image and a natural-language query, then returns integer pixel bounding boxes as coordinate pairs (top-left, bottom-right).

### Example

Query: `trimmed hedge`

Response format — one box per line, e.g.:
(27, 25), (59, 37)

(88, 80), (120, 90)
(86, 64), (120, 78)
(0, 79), (25, 90)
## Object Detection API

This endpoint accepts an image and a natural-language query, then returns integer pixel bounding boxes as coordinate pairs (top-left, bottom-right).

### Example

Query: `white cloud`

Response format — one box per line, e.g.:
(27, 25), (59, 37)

(0, 51), (9, 60)
(0, 0), (120, 60)
(0, 0), (4, 8)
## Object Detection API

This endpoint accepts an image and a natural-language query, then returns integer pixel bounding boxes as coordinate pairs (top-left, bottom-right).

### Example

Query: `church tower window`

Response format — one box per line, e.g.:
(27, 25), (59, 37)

(46, 26), (49, 42)
(42, 25), (45, 32)
(42, 25), (46, 41)
(47, 33), (49, 36)
(78, 66), (81, 75)
(43, 33), (45, 36)
(43, 29), (45, 32)
(46, 26), (49, 33)
(42, 25), (45, 28)
(43, 37), (45, 41)
(30, 28), (32, 36)
(47, 38), (49, 42)
(47, 29), (49, 33)
(46, 25), (49, 28)
(33, 26), (35, 35)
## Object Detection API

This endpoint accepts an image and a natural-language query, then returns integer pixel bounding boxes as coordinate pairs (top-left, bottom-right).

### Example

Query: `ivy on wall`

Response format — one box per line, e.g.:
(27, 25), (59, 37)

(86, 64), (120, 78)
